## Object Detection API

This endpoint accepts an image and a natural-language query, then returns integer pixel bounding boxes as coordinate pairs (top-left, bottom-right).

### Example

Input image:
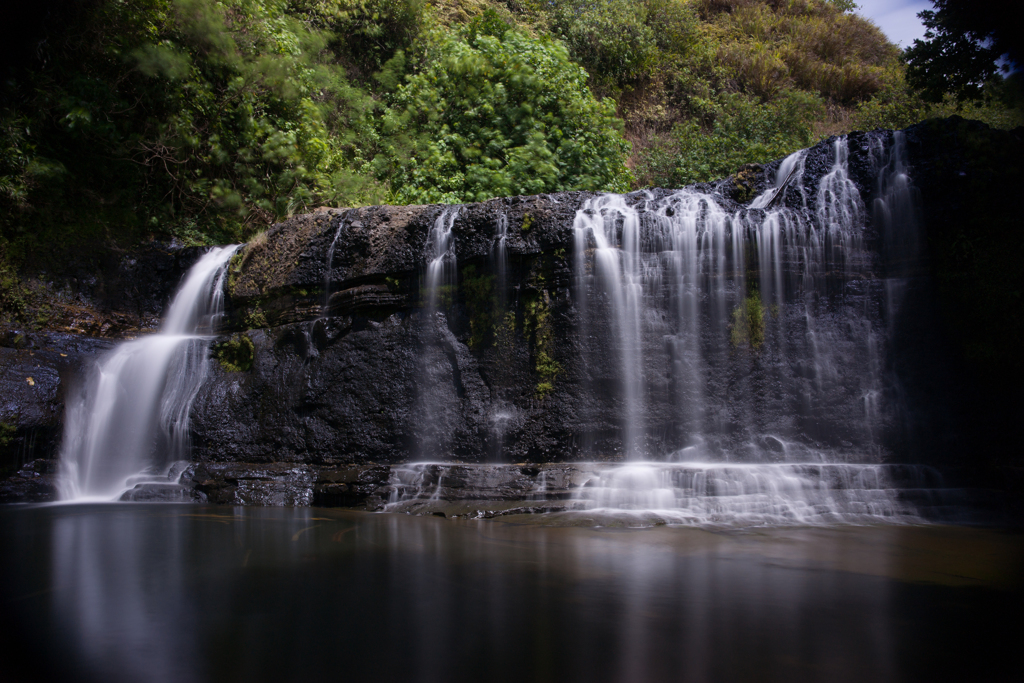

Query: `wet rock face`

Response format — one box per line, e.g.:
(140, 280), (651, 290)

(191, 127), (950, 468)
(0, 333), (114, 478)
(0, 459), (59, 503)
(1, 117), (1021, 501)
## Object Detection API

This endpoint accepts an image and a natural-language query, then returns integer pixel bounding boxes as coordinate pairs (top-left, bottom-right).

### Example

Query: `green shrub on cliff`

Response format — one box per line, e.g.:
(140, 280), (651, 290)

(376, 23), (632, 203)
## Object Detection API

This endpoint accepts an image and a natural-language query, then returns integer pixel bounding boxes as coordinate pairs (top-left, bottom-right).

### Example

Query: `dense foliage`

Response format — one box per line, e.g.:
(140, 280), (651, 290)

(0, 0), (1021, 281)
(905, 0), (1022, 103)
(378, 21), (631, 203)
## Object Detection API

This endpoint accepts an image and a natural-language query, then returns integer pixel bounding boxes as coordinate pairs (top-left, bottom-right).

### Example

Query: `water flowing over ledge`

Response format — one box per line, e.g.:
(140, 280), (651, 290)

(57, 246), (238, 502)
(3, 118), (1022, 523)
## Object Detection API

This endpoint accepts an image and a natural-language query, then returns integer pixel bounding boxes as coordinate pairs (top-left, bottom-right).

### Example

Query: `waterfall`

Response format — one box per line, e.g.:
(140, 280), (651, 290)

(493, 212), (509, 309)
(574, 195), (646, 456)
(570, 135), (911, 464)
(749, 148), (807, 210)
(58, 246), (238, 501)
(416, 207), (461, 459)
(323, 216), (348, 313)
(574, 462), (940, 525)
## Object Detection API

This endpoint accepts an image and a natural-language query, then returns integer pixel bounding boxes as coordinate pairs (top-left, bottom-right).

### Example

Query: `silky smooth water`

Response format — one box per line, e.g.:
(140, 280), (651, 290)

(57, 247), (238, 501)
(1, 505), (1020, 683)
(570, 135), (914, 463)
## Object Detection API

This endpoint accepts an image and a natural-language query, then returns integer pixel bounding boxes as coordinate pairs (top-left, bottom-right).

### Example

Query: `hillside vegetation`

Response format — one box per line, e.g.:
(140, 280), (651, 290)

(0, 0), (1020, 287)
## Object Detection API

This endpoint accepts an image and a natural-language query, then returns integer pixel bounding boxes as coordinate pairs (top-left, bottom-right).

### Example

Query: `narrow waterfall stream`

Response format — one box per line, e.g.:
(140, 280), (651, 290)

(57, 246), (238, 501)
(416, 207), (462, 459)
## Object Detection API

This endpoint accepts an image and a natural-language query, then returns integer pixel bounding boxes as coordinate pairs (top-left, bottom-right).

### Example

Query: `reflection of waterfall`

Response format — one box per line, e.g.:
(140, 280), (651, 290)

(58, 246), (238, 501)
(571, 135), (916, 463)
(18, 504), (1014, 681)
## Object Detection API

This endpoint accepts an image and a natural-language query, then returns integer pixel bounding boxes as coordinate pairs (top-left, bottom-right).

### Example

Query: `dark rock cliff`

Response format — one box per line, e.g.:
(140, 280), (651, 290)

(2, 117), (1022, 505)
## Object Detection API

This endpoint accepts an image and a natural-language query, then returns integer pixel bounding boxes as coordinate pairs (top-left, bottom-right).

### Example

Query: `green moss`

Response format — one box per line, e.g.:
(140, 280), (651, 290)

(214, 334), (255, 372)
(461, 265), (498, 349)
(731, 290), (766, 350)
(521, 213), (533, 233)
(244, 305), (268, 330)
(524, 290), (561, 398)
(0, 421), (15, 449)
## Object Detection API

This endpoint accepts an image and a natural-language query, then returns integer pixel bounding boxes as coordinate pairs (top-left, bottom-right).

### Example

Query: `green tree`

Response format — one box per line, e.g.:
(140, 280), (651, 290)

(2, 0), (382, 260)
(549, 0), (658, 89)
(376, 25), (632, 203)
(905, 0), (1022, 102)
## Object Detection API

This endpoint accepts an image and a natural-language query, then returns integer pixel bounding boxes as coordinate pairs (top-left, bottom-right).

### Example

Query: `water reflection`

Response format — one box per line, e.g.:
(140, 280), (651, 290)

(1, 505), (1021, 682)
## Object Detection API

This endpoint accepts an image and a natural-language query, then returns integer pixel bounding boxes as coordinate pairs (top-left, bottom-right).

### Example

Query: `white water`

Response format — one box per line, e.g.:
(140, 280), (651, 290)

(380, 460), (962, 526)
(416, 208), (461, 459)
(574, 195), (646, 455)
(750, 149), (807, 210)
(58, 246), (238, 501)
(574, 461), (940, 525)
(323, 217), (348, 312)
(571, 136), (910, 464)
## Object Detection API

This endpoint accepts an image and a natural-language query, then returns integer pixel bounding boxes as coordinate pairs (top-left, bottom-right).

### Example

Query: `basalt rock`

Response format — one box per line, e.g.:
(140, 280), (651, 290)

(2, 118), (1023, 505)
(187, 126), (952, 469)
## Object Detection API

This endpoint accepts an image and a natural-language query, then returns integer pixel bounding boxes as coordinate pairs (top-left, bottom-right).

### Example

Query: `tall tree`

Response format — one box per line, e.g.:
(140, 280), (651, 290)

(905, 0), (1022, 102)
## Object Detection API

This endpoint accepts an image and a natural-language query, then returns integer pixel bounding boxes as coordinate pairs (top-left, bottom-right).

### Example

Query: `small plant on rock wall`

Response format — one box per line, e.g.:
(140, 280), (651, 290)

(461, 265), (498, 349)
(244, 306), (268, 330)
(731, 290), (765, 350)
(0, 265), (27, 323)
(214, 334), (255, 372)
(0, 421), (15, 449)
(524, 290), (560, 398)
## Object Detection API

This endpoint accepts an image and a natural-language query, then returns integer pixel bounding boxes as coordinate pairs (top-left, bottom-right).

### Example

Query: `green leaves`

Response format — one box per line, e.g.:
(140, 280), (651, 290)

(379, 27), (631, 203)
(664, 90), (822, 187)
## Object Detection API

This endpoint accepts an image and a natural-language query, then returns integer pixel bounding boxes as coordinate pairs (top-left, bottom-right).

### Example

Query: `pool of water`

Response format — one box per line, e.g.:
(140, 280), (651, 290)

(1, 505), (1022, 682)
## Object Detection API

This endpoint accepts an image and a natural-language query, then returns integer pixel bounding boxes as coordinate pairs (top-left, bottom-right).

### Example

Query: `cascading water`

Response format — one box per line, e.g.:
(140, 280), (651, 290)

(564, 134), (923, 519)
(58, 246), (238, 501)
(416, 207), (461, 459)
(323, 216), (348, 313)
(574, 461), (943, 525)
(750, 148), (807, 210)
(488, 212), (515, 460)
(574, 195), (646, 456)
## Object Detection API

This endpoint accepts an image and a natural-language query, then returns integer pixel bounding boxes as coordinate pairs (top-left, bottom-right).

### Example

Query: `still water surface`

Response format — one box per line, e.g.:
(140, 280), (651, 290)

(1, 505), (1021, 682)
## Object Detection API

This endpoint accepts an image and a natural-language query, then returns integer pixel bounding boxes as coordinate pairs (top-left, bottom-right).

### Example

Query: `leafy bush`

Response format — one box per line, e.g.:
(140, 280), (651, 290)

(666, 89), (822, 186)
(377, 26), (632, 203)
(549, 0), (658, 88)
(2, 0), (384, 263)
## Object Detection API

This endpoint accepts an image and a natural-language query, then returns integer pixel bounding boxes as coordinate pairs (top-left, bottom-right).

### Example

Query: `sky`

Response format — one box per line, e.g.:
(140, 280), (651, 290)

(855, 0), (930, 48)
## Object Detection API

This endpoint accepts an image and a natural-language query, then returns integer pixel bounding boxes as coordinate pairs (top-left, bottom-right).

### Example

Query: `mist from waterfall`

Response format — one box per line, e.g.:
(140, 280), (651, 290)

(57, 246), (238, 501)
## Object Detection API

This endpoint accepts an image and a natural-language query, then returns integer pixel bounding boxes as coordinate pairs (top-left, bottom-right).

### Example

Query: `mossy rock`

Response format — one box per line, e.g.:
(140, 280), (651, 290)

(214, 334), (255, 372)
